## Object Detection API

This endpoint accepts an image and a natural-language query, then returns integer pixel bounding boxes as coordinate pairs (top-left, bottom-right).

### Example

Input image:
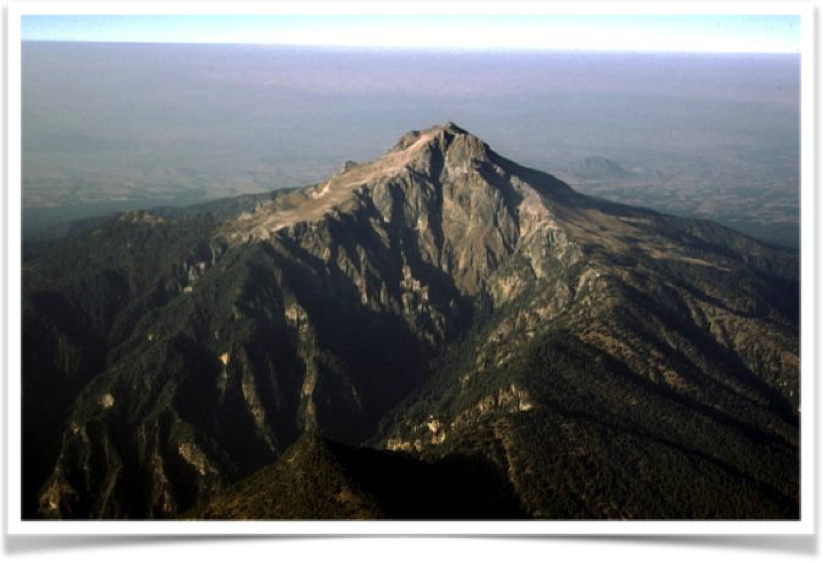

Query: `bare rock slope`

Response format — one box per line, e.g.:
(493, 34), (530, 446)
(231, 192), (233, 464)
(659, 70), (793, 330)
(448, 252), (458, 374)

(23, 123), (798, 519)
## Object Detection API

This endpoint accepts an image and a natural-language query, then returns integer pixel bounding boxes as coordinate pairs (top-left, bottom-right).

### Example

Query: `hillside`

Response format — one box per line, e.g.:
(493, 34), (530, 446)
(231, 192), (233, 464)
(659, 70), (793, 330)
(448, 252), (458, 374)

(23, 123), (799, 519)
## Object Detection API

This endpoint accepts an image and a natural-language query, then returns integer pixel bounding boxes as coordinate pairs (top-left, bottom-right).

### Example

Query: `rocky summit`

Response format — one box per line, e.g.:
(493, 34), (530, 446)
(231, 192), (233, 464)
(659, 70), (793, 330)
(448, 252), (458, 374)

(22, 123), (799, 520)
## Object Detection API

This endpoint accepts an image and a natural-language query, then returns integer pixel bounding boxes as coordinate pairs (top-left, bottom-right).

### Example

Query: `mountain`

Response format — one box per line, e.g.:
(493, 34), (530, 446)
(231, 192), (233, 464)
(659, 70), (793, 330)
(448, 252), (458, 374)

(22, 122), (799, 520)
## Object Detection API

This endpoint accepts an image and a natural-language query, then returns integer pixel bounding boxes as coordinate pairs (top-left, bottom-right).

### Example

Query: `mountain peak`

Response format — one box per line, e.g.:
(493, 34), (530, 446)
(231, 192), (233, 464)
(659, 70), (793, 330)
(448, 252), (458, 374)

(224, 122), (568, 249)
(390, 121), (481, 154)
(431, 120), (470, 136)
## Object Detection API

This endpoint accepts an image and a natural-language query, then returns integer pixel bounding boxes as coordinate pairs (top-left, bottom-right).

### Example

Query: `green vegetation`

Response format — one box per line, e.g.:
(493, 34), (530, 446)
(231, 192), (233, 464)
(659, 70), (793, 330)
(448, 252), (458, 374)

(193, 435), (525, 520)
(22, 124), (799, 520)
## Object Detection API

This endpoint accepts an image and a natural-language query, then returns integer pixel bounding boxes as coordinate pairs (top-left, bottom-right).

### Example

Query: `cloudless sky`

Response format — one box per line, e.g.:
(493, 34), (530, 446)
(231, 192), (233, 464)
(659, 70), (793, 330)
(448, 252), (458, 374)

(21, 14), (800, 53)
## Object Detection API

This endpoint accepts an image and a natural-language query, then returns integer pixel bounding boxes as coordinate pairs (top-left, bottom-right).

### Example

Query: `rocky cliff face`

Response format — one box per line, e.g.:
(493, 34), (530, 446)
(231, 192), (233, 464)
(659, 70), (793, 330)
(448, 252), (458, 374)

(23, 123), (799, 519)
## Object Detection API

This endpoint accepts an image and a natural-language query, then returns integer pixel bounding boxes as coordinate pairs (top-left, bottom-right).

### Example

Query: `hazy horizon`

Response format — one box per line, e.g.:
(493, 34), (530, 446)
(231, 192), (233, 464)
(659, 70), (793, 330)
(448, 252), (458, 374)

(22, 41), (800, 246)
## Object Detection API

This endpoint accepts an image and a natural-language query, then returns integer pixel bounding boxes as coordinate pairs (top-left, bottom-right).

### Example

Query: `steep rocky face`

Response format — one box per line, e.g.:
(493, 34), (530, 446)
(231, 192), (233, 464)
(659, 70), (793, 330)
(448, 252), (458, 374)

(23, 123), (799, 519)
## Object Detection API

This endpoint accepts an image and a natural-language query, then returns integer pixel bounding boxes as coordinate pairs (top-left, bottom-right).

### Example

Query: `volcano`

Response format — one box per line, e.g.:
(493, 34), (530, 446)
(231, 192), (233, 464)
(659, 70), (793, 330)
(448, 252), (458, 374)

(22, 123), (799, 520)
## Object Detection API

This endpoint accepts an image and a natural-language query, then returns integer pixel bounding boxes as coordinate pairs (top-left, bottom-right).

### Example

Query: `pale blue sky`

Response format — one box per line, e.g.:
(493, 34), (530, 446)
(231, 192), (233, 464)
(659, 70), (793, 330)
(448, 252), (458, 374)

(21, 14), (801, 53)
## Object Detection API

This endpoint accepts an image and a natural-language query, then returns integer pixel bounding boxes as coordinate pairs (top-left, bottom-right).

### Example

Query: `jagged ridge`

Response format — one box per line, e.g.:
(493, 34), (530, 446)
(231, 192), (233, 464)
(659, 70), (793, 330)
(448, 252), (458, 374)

(23, 123), (799, 519)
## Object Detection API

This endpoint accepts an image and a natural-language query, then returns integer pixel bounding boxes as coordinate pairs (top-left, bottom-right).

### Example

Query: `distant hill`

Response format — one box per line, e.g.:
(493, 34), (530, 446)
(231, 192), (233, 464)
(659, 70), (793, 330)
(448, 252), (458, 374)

(573, 155), (636, 180)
